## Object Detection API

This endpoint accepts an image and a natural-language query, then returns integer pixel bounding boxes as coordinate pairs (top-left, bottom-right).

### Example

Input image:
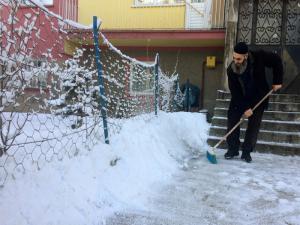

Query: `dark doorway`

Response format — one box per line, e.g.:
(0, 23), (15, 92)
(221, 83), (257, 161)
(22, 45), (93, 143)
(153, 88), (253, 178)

(237, 0), (300, 94)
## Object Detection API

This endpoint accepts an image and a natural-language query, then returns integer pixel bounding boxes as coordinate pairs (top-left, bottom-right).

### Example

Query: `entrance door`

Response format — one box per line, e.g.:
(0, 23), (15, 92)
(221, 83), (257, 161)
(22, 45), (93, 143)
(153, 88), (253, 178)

(185, 0), (212, 29)
(237, 0), (300, 94)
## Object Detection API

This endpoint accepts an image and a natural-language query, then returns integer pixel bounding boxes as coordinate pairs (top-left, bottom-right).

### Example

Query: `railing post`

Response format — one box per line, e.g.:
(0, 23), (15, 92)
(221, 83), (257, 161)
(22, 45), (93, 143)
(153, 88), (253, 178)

(173, 78), (179, 112)
(92, 16), (109, 144)
(154, 54), (159, 116)
(186, 79), (190, 112)
(173, 77), (183, 112)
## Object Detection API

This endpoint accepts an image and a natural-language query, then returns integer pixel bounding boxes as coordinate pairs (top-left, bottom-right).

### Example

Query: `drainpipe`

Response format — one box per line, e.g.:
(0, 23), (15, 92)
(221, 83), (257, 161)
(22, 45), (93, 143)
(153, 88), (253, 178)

(200, 60), (206, 110)
(200, 59), (223, 110)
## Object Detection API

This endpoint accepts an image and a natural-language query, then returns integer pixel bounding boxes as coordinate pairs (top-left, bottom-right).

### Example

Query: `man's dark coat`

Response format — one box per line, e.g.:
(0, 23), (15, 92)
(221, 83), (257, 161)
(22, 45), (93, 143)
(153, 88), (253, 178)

(227, 50), (283, 112)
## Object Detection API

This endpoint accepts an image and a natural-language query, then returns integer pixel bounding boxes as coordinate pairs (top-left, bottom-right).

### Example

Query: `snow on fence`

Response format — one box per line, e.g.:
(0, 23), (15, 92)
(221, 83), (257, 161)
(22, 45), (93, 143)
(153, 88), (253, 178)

(0, 0), (182, 186)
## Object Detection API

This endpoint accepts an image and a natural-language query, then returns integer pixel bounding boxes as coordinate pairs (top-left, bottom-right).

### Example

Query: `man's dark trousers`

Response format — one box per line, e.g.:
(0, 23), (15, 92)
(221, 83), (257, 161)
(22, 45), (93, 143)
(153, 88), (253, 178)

(226, 103), (265, 153)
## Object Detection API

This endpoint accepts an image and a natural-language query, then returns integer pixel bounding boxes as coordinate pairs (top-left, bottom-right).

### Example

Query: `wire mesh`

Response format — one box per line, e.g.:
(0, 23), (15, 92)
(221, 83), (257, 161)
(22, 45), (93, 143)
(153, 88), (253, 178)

(0, 0), (182, 186)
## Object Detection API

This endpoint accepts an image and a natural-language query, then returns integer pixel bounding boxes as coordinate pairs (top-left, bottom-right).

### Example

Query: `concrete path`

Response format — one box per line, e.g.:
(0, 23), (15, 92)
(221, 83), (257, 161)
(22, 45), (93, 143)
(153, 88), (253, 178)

(106, 152), (300, 225)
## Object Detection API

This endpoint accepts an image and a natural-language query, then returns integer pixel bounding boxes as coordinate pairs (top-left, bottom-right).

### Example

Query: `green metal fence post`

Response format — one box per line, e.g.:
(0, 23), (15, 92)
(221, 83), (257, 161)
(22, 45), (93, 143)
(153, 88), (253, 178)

(154, 54), (159, 115)
(92, 16), (109, 144)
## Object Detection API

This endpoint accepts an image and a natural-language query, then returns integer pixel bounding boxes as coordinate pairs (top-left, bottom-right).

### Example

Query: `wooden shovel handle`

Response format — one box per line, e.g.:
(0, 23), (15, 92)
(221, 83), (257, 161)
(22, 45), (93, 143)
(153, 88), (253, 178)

(213, 89), (273, 149)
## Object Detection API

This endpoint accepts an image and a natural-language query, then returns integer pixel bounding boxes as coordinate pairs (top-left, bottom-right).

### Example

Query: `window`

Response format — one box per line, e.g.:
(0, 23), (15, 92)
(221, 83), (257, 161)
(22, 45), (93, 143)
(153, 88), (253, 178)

(130, 62), (155, 96)
(134, 0), (184, 6)
(191, 0), (205, 3)
(21, 0), (53, 6)
(25, 60), (48, 89)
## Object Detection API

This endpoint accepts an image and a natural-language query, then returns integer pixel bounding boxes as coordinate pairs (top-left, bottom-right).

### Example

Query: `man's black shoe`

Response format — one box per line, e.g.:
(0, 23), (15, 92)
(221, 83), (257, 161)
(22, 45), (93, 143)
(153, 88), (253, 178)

(241, 152), (252, 163)
(224, 150), (239, 159)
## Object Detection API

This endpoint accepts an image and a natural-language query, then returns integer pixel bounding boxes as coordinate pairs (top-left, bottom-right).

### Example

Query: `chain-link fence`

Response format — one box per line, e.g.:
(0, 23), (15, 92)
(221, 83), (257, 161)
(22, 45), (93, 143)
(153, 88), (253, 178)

(0, 0), (182, 187)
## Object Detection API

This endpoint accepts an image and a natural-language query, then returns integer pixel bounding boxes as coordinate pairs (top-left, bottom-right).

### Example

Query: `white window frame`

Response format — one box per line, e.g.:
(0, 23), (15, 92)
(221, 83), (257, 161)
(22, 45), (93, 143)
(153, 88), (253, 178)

(191, 0), (205, 3)
(21, 0), (54, 7)
(25, 59), (48, 89)
(129, 62), (155, 96)
(134, 0), (185, 7)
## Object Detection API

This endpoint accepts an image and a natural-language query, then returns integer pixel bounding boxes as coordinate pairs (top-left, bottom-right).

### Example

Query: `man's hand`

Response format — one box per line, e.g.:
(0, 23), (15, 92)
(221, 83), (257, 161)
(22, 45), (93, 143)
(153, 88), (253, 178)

(272, 84), (282, 92)
(244, 108), (253, 118)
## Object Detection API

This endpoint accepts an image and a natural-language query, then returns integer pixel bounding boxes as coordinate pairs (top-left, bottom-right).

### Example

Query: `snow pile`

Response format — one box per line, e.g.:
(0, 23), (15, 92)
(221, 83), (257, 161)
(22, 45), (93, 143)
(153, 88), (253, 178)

(0, 112), (209, 225)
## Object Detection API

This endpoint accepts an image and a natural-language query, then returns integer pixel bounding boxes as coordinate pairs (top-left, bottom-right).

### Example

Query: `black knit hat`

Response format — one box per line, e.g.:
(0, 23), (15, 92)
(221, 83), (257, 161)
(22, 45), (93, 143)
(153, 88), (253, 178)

(234, 42), (248, 54)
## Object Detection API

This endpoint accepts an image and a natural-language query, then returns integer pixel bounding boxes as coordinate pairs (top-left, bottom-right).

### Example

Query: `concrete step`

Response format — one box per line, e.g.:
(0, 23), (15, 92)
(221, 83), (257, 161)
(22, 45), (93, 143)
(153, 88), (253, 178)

(215, 99), (300, 112)
(217, 90), (300, 103)
(207, 136), (300, 155)
(210, 91), (300, 155)
(209, 126), (300, 145)
(211, 116), (300, 132)
(213, 108), (300, 121)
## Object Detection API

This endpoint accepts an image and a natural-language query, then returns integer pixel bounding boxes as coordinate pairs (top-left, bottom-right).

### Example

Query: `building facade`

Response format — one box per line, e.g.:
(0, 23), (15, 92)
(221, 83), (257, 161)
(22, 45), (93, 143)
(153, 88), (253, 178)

(0, 0), (79, 112)
(74, 0), (227, 116)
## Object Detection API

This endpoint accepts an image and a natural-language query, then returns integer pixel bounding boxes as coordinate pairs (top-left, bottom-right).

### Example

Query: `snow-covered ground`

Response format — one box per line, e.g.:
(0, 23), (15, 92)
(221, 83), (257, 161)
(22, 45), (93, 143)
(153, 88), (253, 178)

(0, 112), (300, 225)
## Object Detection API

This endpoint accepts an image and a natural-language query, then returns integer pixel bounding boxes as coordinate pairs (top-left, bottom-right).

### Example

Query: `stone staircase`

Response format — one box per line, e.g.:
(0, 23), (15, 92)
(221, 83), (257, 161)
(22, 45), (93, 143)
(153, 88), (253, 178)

(207, 90), (300, 155)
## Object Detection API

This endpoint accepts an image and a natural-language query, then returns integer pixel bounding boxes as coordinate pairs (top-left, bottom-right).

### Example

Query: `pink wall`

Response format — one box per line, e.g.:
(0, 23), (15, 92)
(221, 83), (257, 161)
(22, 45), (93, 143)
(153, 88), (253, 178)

(0, 0), (78, 61)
